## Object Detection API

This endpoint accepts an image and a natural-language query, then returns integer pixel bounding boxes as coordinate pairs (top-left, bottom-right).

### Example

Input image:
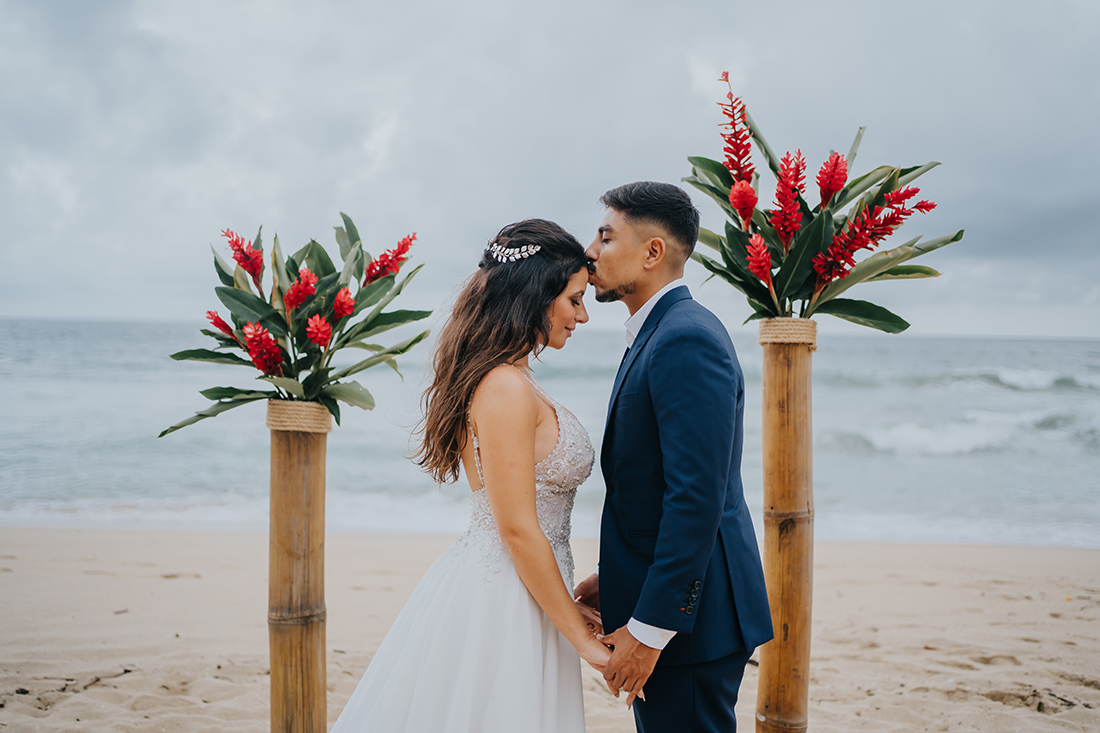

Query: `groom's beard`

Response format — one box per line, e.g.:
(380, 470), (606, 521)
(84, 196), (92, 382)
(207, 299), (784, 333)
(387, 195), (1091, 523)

(595, 280), (637, 303)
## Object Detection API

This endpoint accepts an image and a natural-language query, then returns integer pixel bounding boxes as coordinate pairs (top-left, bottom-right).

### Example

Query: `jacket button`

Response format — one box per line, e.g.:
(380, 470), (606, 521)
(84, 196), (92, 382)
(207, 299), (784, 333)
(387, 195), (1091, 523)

(685, 606), (694, 615)
(693, 580), (702, 589)
(689, 589), (699, 599)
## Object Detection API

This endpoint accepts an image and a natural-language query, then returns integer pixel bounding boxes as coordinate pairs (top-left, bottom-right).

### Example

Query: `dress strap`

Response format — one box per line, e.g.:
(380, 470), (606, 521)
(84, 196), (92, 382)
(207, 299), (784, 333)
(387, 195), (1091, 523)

(467, 411), (486, 489)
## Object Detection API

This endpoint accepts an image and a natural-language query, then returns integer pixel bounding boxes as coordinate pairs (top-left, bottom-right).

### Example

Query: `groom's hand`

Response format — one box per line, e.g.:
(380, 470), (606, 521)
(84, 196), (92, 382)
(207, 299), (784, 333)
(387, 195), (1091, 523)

(599, 626), (660, 700)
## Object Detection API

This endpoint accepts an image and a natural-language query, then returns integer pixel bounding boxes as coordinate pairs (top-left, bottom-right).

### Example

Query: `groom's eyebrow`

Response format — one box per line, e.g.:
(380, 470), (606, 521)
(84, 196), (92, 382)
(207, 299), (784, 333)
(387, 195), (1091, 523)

(598, 225), (613, 234)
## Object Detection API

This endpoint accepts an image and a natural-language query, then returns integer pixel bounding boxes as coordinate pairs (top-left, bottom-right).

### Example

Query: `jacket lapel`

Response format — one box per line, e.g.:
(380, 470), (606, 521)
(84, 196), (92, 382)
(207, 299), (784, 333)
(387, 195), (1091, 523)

(605, 286), (692, 425)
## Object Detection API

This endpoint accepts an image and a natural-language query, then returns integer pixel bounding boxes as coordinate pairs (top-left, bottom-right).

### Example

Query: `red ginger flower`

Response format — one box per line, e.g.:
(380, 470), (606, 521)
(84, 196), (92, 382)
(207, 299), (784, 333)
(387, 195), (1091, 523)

(812, 187), (937, 284)
(746, 234), (772, 287)
(222, 228), (264, 292)
(717, 77), (754, 185)
(306, 314), (332, 346)
(364, 233), (416, 286)
(769, 150), (807, 250)
(283, 267), (318, 311)
(728, 180), (757, 231)
(205, 310), (243, 347)
(816, 152), (848, 209)
(242, 322), (283, 375)
(333, 287), (355, 319)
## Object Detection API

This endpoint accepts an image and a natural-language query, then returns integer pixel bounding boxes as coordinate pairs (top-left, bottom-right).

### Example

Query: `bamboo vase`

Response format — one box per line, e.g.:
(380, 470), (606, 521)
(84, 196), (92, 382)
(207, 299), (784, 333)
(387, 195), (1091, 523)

(266, 400), (332, 732)
(755, 318), (816, 733)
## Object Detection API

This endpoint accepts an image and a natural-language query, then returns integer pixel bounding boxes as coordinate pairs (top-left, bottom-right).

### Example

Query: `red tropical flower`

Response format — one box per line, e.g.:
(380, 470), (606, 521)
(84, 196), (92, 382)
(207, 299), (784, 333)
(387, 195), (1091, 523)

(364, 233), (416, 286)
(746, 234), (772, 287)
(768, 150), (807, 250)
(205, 310), (243, 347)
(283, 267), (319, 311)
(812, 187), (937, 284)
(716, 75), (754, 185)
(306, 314), (332, 346)
(222, 228), (264, 292)
(333, 287), (355, 319)
(728, 180), (758, 231)
(242, 322), (283, 375)
(816, 152), (848, 209)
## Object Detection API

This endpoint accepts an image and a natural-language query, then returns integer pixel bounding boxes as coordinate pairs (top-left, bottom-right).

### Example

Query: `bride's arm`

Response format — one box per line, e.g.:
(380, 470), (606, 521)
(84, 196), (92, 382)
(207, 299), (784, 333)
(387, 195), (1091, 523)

(472, 368), (610, 669)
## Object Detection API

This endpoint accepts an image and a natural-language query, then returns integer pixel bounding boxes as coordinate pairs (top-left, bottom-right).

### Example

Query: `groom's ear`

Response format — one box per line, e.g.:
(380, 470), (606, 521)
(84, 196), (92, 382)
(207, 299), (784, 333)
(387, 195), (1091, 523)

(641, 236), (667, 271)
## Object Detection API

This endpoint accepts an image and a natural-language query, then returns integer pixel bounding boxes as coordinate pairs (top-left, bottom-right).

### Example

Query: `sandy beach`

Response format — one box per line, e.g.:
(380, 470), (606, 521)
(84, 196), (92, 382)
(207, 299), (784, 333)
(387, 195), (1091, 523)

(1, 528), (1097, 732)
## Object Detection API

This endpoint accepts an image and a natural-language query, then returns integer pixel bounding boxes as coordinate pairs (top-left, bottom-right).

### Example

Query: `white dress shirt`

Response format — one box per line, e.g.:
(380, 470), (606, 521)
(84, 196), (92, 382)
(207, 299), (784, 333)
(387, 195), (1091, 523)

(621, 277), (687, 651)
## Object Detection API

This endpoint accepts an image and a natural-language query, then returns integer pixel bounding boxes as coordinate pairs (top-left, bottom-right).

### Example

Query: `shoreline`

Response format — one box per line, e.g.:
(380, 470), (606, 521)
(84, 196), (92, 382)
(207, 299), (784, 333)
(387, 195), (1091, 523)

(2, 528), (1098, 731)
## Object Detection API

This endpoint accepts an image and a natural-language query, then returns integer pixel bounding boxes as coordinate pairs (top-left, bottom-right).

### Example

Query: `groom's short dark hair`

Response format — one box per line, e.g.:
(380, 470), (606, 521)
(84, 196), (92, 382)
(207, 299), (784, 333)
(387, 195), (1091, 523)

(599, 181), (700, 262)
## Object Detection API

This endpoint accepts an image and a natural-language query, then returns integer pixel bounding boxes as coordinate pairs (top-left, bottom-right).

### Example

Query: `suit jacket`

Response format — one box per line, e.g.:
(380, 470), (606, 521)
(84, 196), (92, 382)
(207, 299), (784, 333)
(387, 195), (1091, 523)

(599, 286), (773, 667)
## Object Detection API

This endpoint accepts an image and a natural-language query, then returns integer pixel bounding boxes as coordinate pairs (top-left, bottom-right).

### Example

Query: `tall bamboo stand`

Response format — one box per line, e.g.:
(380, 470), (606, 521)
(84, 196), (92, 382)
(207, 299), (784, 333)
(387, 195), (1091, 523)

(755, 318), (816, 733)
(266, 400), (332, 732)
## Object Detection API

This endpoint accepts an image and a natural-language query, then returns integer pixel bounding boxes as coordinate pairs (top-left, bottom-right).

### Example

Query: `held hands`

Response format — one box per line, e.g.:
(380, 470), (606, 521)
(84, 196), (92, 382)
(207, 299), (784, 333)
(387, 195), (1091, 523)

(573, 572), (603, 636)
(598, 626), (659, 709)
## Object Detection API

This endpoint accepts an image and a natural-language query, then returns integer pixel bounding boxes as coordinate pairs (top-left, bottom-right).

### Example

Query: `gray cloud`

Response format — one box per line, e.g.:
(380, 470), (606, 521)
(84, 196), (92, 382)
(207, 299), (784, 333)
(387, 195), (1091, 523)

(1, 0), (1097, 337)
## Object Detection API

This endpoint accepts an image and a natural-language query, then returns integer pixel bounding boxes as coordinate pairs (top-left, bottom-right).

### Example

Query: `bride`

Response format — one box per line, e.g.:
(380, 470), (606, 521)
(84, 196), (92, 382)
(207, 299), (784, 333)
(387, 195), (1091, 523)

(330, 219), (609, 732)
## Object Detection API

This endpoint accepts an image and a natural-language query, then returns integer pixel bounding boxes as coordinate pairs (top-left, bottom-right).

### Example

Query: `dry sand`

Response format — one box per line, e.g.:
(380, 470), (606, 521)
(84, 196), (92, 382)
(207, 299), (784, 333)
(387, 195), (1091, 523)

(1, 528), (1097, 732)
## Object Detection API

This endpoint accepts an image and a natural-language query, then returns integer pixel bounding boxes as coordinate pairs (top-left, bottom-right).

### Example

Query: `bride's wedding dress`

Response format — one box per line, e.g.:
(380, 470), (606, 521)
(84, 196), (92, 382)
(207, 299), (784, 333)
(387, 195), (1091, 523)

(331, 376), (594, 732)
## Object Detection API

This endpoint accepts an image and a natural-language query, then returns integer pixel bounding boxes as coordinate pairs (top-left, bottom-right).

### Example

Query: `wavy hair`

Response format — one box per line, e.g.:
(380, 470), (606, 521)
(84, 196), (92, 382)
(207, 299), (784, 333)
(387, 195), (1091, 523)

(415, 219), (589, 483)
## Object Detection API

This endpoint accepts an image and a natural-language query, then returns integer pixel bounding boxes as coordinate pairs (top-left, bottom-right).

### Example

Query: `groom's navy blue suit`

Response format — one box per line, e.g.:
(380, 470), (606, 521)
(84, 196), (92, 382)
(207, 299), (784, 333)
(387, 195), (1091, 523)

(599, 286), (772, 732)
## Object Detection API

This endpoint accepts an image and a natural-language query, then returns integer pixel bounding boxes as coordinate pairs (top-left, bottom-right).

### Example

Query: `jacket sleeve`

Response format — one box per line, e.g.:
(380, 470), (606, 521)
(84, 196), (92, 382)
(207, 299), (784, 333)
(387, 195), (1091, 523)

(630, 323), (738, 633)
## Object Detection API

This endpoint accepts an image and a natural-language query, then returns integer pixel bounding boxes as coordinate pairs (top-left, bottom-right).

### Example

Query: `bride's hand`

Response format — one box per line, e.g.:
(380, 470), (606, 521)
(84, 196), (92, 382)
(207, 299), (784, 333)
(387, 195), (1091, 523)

(576, 634), (612, 671)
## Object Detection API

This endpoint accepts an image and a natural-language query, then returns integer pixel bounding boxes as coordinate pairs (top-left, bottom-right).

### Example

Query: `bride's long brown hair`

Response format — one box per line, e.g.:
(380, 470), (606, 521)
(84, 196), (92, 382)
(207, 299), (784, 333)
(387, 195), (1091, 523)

(415, 219), (589, 483)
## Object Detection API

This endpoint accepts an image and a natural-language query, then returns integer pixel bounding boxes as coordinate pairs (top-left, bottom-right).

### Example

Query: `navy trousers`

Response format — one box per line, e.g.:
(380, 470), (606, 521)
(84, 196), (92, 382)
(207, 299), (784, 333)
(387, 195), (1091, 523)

(633, 649), (754, 733)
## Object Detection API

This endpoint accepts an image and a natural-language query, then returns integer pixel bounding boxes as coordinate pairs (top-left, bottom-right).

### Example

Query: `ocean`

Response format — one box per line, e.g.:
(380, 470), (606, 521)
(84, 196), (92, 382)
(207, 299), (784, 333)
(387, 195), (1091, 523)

(1, 318), (1097, 548)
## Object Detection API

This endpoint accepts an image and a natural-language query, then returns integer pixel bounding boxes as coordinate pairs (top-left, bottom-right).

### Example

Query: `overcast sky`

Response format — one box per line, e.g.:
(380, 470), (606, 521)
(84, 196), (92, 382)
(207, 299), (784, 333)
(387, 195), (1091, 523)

(2, 0), (1097, 339)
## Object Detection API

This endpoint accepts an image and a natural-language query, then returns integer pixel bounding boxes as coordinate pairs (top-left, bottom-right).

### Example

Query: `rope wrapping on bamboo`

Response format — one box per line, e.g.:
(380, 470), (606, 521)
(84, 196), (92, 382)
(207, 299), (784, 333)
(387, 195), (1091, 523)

(758, 318), (817, 351)
(265, 400), (333, 433)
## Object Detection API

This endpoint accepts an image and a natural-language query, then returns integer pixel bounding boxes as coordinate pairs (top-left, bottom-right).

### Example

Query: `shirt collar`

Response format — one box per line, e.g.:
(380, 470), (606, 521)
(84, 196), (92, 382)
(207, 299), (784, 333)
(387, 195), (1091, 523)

(624, 278), (686, 347)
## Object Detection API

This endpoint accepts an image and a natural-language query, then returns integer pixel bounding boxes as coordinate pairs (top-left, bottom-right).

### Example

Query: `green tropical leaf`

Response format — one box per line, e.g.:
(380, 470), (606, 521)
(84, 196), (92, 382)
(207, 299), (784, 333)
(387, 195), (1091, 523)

(742, 107), (782, 178)
(812, 229), (964, 310)
(339, 243), (364, 287)
(199, 328), (241, 348)
(318, 395), (341, 425)
(687, 156), (734, 190)
(233, 265), (253, 292)
(259, 376), (306, 398)
(813, 297), (910, 333)
(340, 212), (363, 249)
(322, 380), (376, 410)
(329, 329), (430, 382)
(216, 286), (289, 336)
(773, 211), (831, 305)
(698, 227), (726, 253)
(683, 174), (739, 222)
(845, 126), (866, 173)
(158, 395), (267, 437)
(212, 246), (236, 287)
(340, 309), (432, 347)
(334, 226), (352, 260)
(363, 264), (424, 323)
(866, 265), (941, 282)
(898, 161), (940, 188)
(199, 386), (274, 400)
(271, 234), (291, 305)
(171, 348), (255, 367)
(691, 253), (778, 317)
(829, 165), (893, 211)
(354, 274), (396, 315)
(252, 225), (263, 253)
(302, 368), (332, 401)
(304, 239), (336, 278)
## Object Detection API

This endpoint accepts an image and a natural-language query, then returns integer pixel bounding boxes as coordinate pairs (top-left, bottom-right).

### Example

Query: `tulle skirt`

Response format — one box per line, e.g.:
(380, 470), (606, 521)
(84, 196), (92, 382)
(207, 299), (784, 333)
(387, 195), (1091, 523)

(329, 539), (586, 732)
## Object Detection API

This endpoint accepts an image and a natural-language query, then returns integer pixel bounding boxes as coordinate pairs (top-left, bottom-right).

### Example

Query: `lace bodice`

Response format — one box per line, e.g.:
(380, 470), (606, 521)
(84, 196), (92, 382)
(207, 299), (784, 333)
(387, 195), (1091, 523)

(458, 370), (594, 588)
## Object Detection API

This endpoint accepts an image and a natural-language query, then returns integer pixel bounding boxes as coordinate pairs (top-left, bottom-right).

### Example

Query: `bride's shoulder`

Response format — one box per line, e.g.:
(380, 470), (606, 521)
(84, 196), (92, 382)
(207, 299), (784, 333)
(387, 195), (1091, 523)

(470, 364), (536, 414)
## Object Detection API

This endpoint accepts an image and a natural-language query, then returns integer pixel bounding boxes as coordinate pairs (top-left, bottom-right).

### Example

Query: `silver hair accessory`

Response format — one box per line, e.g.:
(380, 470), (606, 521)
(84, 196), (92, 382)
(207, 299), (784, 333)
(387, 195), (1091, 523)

(487, 241), (541, 263)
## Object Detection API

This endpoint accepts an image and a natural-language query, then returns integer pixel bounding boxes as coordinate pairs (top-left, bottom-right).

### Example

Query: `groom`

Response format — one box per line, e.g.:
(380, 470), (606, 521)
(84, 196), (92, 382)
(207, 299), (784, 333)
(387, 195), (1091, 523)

(574, 181), (773, 731)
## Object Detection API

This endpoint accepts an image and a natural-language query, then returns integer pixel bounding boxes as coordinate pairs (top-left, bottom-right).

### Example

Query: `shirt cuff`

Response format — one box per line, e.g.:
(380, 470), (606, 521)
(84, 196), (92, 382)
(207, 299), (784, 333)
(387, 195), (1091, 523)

(627, 617), (677, 650)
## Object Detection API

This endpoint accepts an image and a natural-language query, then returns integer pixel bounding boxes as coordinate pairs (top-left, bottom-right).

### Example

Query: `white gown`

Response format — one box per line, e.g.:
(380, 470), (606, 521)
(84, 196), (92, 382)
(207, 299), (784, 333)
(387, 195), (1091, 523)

(330, 377), (595, 732)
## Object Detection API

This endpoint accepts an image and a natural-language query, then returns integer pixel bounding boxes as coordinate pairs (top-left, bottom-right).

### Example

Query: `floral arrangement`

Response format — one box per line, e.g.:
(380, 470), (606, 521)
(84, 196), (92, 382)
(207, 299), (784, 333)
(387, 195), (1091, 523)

(159, 213), (430, 437)
(683, 73), (965, 332)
